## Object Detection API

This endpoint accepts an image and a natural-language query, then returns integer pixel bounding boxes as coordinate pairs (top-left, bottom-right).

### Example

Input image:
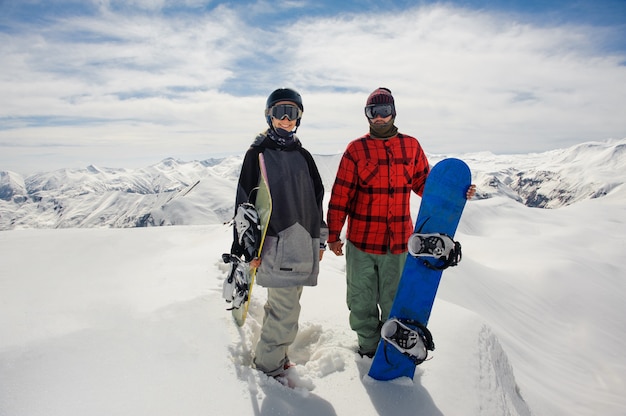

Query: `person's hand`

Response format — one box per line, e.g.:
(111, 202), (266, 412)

(319, 249), (325, 261)
(466, 184), (477, 200)
(328, 240), (344, 256)
(249, 257), (261, 268)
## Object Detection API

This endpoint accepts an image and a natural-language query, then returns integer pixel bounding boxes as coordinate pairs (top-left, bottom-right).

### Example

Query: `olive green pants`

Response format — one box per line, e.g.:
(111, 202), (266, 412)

(345, 241), (407, 354)
(253, 286), (303, 376)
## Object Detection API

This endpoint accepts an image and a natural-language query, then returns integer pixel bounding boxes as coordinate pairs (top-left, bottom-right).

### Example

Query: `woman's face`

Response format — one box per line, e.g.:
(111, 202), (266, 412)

(270, 100), (299, 131)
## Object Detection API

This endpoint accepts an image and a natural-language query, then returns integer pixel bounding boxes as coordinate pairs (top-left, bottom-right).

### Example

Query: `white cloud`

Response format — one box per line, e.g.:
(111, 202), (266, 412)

(0, 3), (625, 174)
(284, 7), (626, 152)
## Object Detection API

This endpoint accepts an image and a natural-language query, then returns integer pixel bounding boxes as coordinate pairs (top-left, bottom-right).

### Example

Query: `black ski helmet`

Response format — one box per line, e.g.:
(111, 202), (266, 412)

(265, 88), (304, 129)
(265, 88), (304, 112)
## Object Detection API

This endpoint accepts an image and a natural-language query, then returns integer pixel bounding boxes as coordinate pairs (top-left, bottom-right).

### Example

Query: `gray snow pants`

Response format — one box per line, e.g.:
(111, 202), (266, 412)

(253, 286), (303, 376)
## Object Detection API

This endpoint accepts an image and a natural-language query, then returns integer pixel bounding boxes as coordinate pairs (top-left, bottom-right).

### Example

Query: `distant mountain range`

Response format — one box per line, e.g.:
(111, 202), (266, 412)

(1, 139), (624, 230)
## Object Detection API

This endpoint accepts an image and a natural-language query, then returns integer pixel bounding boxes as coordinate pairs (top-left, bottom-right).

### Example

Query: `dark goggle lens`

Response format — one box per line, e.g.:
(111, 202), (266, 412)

(270, 104), (302, 121)
(365, 104), (394, 119)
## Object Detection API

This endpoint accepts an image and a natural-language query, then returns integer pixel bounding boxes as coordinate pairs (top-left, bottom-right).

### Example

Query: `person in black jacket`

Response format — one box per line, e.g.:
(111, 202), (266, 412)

(232, 88), (328, 378)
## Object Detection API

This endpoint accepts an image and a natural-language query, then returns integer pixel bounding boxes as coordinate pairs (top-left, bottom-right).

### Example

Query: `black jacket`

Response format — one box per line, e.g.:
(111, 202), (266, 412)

(232, 131), (328, 287)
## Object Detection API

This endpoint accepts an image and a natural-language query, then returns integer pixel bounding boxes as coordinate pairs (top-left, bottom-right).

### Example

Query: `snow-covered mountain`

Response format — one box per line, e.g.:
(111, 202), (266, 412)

(1, 138), (625, 416)
(1, 139), (624, 230)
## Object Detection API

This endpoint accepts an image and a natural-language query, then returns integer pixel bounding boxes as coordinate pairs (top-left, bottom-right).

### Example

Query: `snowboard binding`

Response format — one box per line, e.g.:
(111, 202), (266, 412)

(232, 202), (261, 262)
(221, 253), (251, 310)
(407, 232), (462, 270)
(381, 318), (435, 366)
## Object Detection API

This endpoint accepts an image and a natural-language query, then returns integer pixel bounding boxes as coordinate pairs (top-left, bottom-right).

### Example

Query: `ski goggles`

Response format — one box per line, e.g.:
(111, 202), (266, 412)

(365, 104), (395, 119)
(268, 104), (302, 121)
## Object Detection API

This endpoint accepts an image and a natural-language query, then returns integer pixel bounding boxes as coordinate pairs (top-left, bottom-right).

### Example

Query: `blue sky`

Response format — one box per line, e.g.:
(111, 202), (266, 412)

(1, 0), (625, 174)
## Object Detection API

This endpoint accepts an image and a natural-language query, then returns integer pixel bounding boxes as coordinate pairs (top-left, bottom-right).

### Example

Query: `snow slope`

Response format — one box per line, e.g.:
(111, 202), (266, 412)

(1, 167), (625, 415)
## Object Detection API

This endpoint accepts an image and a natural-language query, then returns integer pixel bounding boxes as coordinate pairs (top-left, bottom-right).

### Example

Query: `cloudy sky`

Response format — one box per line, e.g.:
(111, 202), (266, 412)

(1, 0), (625, 175)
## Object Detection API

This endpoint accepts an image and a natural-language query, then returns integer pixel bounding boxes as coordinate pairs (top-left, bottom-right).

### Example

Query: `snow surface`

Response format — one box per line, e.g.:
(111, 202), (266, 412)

(1, 143), (626, 415)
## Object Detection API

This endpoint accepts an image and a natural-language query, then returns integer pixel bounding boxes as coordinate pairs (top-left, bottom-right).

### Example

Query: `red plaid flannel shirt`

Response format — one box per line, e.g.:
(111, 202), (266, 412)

(327, 133), (430, 254)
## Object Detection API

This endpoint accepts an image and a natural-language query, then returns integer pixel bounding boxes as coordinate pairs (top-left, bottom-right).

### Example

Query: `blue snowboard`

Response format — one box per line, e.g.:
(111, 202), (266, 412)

(368, 158), (471, 381)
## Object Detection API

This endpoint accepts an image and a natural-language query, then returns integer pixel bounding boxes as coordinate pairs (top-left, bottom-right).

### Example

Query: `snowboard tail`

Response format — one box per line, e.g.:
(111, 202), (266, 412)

(368, 158), (471, 380)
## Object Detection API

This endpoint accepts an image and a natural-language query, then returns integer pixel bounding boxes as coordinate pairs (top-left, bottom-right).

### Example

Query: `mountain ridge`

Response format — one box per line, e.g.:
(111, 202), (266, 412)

(1, 139), (624, 230)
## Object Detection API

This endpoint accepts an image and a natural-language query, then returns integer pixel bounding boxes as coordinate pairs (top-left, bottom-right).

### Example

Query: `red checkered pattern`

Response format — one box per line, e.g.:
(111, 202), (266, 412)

(328, 133), (430, 254)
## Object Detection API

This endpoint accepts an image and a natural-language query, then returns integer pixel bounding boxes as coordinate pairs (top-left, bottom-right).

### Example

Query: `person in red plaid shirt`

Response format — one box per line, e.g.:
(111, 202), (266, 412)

(327, 87), (475, 358)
